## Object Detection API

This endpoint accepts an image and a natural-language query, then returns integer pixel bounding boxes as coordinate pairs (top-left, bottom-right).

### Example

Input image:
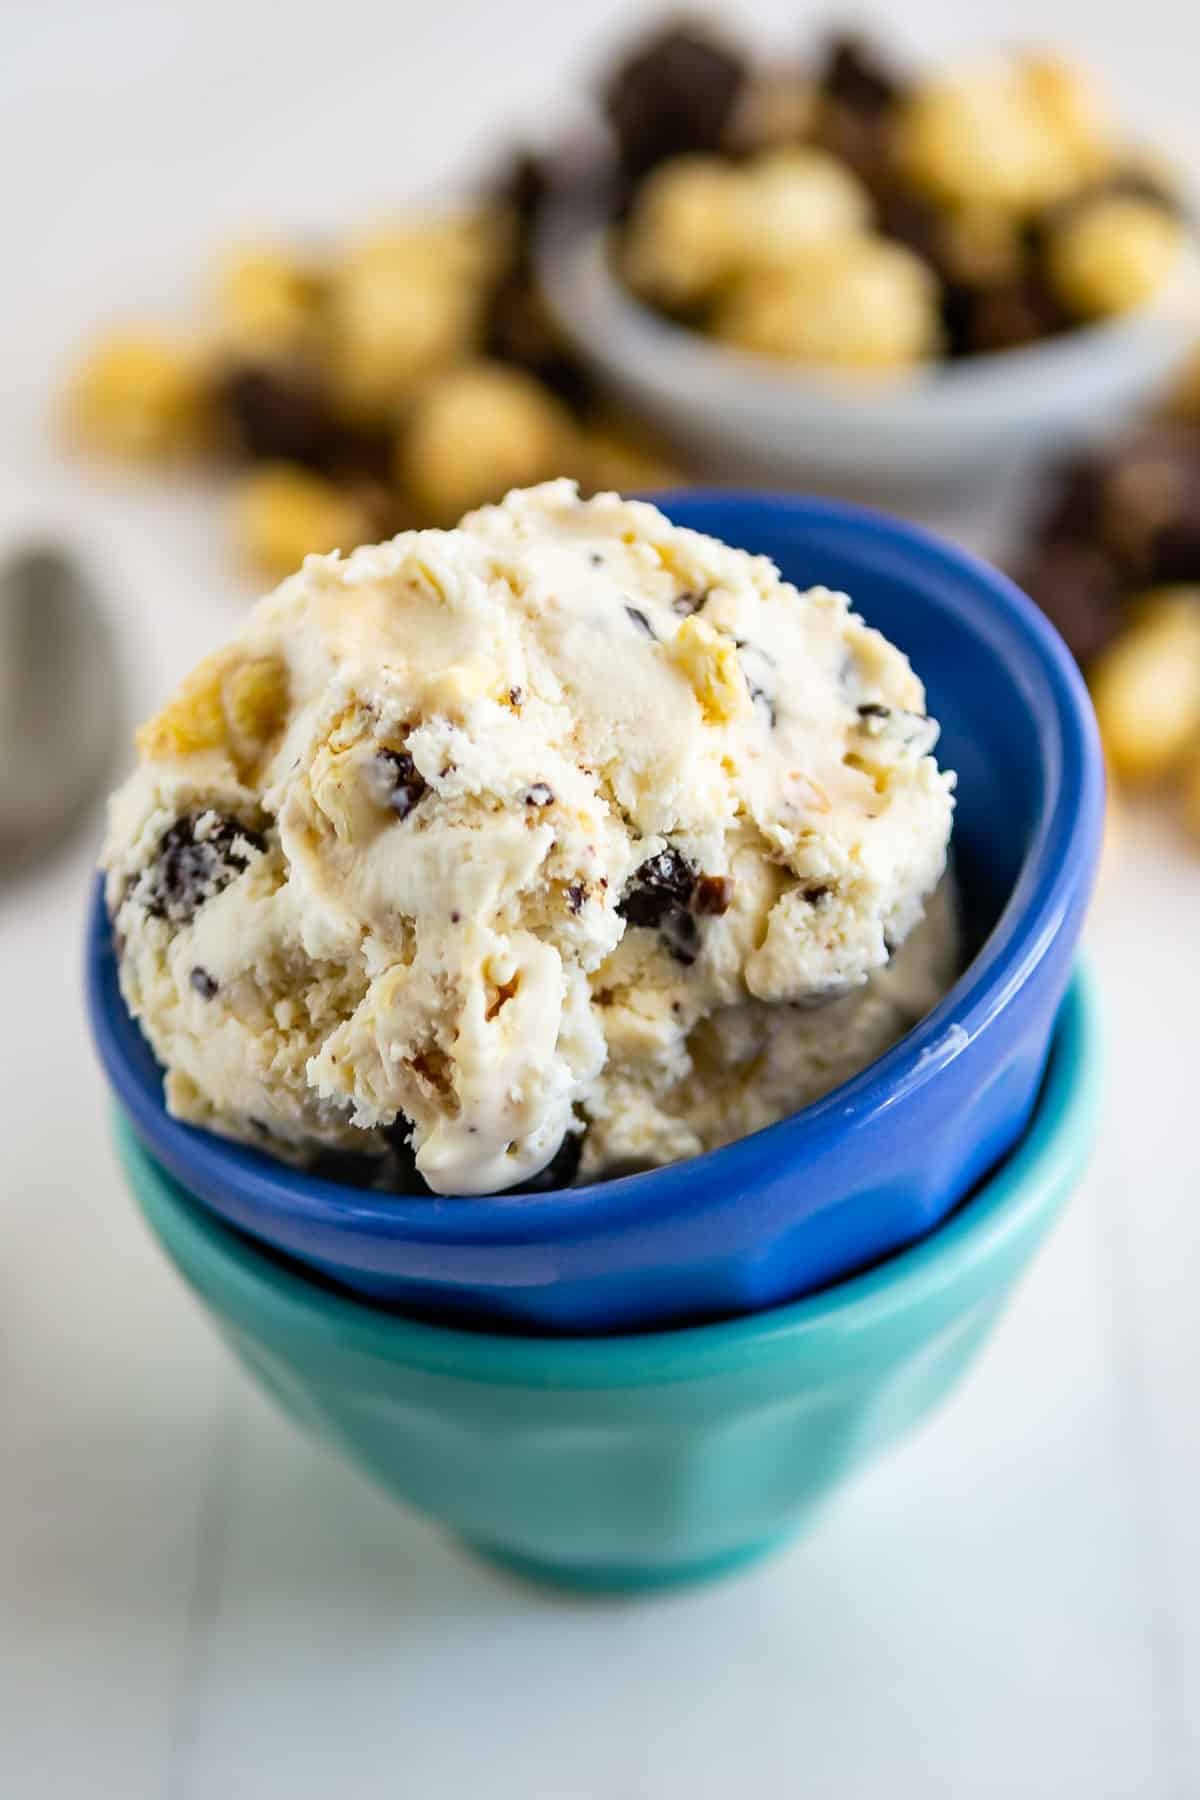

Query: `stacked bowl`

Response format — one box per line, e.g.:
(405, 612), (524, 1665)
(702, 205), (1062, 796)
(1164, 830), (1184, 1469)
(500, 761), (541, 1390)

(88, 493), (1106, 1589)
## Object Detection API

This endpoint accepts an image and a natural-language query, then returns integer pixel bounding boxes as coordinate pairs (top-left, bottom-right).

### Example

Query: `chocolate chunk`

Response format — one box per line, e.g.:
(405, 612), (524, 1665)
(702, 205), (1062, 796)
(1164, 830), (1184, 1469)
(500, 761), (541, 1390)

(511, 1125), (585, 1192)
(875, 191), (946, 271)
(493, 148), (552, 244)
(672, 588), (709, 615)
(603, 23), (747, 186)
(625, 604), (656, 638)
(812, 35), (906, 190)
(694, 874), (733, 916)
(857, 702), (891, 719)
(661, 911), (700, 966)
(803, 884), (832, 905)
(220, 364), (336, 467)
(141, 814), (266, 925)
(818, 33), (903, 115)
(1032, 455), (1108, 544)
(508, 686), (524, 706)
(747, 681), (777, 728)
(189, 966), (218, 1000)
(1148, 515), (1200, 583)
(219, 364), (390, 478)
(482, 270), (595, 413)
(525, 782), (555, 807)
(618, 846), (696, 928)
(1099, 428), (1200, 579)
(376, 749), (428, 821)
(566, 882), (588, 914)
(1014, 541), (1123, 667)
(943, 274), (1068, 358)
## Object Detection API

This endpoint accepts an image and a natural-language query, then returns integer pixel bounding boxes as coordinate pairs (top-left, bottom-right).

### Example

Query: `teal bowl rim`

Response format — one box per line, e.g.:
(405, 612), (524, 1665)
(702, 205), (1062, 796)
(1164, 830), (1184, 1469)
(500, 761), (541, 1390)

(118, 969), (1100, 1389)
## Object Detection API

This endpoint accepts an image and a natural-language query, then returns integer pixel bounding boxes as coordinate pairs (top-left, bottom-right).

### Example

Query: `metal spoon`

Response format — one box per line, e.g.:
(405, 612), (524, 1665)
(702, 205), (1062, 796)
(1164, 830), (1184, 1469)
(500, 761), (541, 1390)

(0, 544), (123, 870)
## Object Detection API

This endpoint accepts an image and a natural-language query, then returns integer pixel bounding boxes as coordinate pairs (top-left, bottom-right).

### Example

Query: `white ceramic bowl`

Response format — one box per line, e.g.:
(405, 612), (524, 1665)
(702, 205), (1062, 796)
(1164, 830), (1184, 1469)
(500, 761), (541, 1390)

(538, 198), (1200, 502)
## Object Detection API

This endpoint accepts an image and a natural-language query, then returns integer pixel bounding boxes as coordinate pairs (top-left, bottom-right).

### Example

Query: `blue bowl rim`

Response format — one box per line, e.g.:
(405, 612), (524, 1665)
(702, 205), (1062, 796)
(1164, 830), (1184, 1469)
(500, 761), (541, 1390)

(120, 970), (1100, 1384)
(88, 489), (1105, 1249)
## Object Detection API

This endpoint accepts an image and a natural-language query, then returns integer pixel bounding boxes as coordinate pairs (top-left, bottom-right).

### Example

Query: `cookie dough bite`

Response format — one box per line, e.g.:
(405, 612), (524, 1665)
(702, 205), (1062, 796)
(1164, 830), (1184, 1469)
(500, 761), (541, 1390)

(621, 155), (745, 310)
(398, 363), (577, 523)
(898, 53), (1114, 214)
(104, 482), (956, 1195)
(731, 148), (872, 269)
(214, 244), (329, 363)
(1022, 55), (1114, 186)
(714, 236), (942, 371)
(232, 464), (380, 578)
(327, 210), (508, 423)
(66, 329), (212, 460)
(1088, 588), (1200, 782)
(1045, 194), (1182, 319)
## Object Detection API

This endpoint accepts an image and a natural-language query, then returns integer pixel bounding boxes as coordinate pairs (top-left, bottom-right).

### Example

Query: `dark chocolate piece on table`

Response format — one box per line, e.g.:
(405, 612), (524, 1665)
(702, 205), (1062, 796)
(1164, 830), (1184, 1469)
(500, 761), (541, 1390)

(1014, 540), (1124, 668)
(602, 22), (747, 187)
(219, 364), (391, 479)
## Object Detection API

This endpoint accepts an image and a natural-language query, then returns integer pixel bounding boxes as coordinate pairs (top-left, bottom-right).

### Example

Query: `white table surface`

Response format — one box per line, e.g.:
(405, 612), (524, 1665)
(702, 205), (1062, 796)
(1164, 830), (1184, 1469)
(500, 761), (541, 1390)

(2, 4), (1199, 1796)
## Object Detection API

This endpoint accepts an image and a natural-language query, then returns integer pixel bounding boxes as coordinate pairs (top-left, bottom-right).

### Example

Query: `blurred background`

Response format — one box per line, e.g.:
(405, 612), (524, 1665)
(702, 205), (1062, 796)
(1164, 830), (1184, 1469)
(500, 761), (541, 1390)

(2, 2), (1199, 1796)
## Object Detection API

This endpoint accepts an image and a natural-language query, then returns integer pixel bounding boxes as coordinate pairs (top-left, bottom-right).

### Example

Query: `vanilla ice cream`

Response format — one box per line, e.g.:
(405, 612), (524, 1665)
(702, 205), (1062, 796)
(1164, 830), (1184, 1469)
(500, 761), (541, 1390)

(103, 482), (956, 1194)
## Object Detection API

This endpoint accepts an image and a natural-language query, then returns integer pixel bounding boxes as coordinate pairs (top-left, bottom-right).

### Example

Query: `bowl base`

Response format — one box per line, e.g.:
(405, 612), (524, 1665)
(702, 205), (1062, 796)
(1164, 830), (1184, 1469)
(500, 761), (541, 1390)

(460, 1532), (793, 1594)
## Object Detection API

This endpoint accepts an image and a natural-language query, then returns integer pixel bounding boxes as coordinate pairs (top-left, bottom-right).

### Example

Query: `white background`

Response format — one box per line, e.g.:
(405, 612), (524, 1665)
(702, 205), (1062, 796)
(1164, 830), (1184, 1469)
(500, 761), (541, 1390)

(1, 3), (1198, 1796)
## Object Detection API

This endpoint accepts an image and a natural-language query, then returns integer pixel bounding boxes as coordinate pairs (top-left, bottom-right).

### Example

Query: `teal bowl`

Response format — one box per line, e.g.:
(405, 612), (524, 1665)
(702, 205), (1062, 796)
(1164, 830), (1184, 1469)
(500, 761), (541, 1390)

(118, 973), (1100, 1593)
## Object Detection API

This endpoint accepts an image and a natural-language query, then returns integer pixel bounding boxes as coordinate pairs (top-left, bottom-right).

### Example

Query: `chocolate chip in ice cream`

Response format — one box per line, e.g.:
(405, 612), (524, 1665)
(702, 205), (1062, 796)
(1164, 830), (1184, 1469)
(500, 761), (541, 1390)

(141, 814), (265, 925)
(618, 846), (697, 928)
(747, 681), (777, 728)
(376, 749), (428, 821)
(103, 482), (957, 1196)
(190, 966), (219, 999)
(661, 910), (700, 967)
(694, 874), (733, 916)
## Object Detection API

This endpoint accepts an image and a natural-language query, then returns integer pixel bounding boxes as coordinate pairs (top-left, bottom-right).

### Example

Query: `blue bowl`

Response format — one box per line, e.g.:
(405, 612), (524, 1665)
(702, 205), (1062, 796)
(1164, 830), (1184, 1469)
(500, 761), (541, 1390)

(117, 974), (1101, 1592)
(88, 493), (1105, 1333)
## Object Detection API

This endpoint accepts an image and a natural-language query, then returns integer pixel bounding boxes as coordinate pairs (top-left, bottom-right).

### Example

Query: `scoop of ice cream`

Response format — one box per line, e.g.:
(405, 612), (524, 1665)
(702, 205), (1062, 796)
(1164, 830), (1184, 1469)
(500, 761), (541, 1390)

(580, 871), (960, 1176)
(103, 481), (955, 1194)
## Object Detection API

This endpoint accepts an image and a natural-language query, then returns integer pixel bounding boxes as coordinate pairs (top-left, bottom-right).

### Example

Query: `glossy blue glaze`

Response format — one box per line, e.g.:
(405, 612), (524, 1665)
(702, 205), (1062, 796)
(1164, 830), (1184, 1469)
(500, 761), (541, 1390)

(117, 974), (1101, 1592)
(87, 493), (1105, 1333)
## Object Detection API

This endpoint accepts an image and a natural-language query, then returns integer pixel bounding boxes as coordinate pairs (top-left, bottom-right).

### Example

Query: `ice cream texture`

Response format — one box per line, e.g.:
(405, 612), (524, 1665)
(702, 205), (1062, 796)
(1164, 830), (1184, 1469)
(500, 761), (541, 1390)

(103, 482), (957, 1194)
